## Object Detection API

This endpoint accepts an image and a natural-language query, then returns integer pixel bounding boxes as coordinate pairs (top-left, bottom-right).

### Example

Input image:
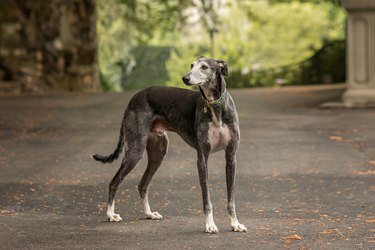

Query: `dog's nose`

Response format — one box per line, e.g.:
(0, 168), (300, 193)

(182, 75), (190, 84)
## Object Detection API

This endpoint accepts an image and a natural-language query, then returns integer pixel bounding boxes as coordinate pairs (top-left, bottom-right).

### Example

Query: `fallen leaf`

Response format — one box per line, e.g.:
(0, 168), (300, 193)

(0, 209), (15, 215)
(367, 219), (375, 223)
(370, 161), (375, 165)
(353, 170), (375, 175)
(283, 235), (302, 240)
(320, 228), (347, 238)
(96, 203), (106, 214)
(320, 229), (339, 235)
(330, 136), (344, 142)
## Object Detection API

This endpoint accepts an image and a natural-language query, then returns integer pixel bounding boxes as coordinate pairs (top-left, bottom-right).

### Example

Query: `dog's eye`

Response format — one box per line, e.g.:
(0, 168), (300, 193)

(201, 65), (208, 70)
(190, 64), (194, 69)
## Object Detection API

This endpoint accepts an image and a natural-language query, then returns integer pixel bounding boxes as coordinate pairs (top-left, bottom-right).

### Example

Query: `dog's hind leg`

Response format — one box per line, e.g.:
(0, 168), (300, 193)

(106, 111), (151, 222)
(138, 132), (168, 220)
(107, 147), (146, 222)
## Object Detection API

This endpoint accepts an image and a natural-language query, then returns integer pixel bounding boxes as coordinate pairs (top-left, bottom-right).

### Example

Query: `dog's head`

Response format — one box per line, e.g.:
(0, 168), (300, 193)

(182, 56), (228, 86)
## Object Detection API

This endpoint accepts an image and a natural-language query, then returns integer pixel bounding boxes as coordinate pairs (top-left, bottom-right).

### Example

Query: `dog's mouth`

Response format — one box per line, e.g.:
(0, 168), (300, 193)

(183, 81), (204, 86)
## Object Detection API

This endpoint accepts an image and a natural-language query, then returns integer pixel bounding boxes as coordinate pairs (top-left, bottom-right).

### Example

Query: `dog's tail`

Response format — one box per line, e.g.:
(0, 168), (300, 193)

(91, 120), (125, 164)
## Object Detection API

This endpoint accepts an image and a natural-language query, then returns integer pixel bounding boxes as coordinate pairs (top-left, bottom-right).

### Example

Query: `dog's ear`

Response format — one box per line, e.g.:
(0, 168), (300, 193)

(216, 60), (228, 76)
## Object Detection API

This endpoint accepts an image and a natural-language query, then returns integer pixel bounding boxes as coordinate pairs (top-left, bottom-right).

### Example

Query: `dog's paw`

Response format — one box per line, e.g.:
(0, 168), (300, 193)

(146, 211), (163, 220)
(205, 223), (219, 234)
(107, 213), (123, 222)
(231, 222), (247, 232)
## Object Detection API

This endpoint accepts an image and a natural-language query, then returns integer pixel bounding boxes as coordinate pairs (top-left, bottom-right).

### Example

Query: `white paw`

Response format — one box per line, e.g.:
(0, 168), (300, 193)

(107, 213), (123, 222)
(231, 222), (247, 232)
(146, 211), (163, 220)
(205, 223), (219, 234)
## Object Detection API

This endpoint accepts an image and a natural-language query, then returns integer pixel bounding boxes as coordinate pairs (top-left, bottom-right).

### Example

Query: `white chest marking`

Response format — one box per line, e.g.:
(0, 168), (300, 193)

(207, 121), (231, 153)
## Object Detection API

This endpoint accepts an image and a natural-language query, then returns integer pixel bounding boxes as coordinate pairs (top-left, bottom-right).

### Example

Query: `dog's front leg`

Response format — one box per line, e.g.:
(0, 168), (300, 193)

(197, 149), (218, 233)
(225, 143), (247, 232)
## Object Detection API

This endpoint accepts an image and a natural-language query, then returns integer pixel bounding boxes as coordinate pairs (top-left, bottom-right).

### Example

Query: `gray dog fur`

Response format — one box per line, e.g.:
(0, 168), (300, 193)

(92, 56), (247, 233)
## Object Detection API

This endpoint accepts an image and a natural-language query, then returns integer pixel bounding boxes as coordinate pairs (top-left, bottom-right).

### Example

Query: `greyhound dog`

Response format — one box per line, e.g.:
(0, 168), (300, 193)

(92, 56), (247, 233)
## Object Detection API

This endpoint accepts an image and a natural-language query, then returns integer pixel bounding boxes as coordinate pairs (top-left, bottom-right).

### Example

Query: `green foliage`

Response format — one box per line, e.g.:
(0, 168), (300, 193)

(97, 0), (193, 91)
(164, 0), (346, 88)
(122, 46), (173, 90)
(227, 40), (346, 88)
(97, 0), (133, 91)
(97, 0), (346, 90)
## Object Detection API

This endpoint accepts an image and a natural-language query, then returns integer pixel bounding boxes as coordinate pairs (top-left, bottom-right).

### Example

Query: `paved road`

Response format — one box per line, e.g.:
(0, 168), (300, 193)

(0, 85), (374, 249)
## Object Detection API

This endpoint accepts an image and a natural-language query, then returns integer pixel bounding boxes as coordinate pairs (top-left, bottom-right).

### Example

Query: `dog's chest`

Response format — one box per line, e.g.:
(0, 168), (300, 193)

(207, 121), (231, 153)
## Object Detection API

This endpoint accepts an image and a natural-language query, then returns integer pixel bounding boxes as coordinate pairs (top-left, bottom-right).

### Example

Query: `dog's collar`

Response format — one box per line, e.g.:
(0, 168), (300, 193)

(204, 90), (226, 106)
(199, 87), (227, 113)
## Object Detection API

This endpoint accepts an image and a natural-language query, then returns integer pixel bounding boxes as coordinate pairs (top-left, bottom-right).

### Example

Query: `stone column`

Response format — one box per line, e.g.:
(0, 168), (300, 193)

(342, 0), (375, 107)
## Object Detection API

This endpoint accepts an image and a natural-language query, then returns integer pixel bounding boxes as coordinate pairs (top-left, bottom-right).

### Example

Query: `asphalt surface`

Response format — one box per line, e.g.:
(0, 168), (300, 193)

(0, 85), (374, 249)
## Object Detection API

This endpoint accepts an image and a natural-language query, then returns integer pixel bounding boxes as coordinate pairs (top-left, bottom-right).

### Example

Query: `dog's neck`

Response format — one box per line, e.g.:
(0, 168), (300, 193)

(199, 74), (226, 102)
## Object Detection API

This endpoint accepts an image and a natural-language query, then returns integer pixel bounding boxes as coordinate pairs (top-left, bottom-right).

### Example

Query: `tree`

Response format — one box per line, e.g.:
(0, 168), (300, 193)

(97, 0), (346, 90)
(166, 0), (346, 87)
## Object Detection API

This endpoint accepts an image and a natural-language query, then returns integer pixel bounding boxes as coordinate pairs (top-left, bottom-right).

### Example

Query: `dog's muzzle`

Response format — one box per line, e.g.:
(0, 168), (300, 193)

(182, 75), (192, 85)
